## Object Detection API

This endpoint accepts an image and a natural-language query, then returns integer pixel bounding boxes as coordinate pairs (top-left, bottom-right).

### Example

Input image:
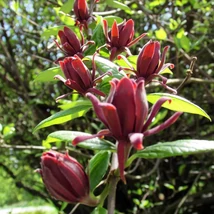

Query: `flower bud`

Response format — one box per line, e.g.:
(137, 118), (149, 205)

(74, 0), (92, 30)
(103, 19), (146, 61)
(38, 151), (97, 206)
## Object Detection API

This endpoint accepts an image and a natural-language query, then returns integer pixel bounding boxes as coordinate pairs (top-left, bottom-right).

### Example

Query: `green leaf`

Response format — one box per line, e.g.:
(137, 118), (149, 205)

(34, 67), (64, 82)
(147, 93), (211, 121)
(58, 99), (92, 110)
(59, 0), (74, 13)
(89, 151), (111, 191)
(58, 11), (75, 26)
(106, 0), (131, 11)
(33, 104), (91, 132)
(128, 140), (214, 163)
(103, 16), (123, 26)
(46, 131), (115, 150)
(85, 56), (126, 79)
(164, 183), (175, 190)
(175, 29), (191, 52)
(155, 28), (167, 40)
(169, 18), (179, 30)
(115, 55), (137, 70)
(91, 207), (107, 214)
(84, 16), (106, 55)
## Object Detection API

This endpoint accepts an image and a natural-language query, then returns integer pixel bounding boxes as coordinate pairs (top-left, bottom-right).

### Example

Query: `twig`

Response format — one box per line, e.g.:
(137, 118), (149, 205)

(126, 159), (161, 180)
(176, 57), (197, 92)
(69, 203), (80, 214)
(174, 173), (201, 214)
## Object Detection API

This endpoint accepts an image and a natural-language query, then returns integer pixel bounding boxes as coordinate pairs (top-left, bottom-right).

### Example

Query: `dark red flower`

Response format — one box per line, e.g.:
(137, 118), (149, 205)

(103, 19), (146, 61)
(37, 150), (97, 206)
(55, 55), (110, 99)
(74, 0), (92, 30)
(55, 27), (94, 61)
(136, 41), (176, 92)
(72, 77), (182, 182)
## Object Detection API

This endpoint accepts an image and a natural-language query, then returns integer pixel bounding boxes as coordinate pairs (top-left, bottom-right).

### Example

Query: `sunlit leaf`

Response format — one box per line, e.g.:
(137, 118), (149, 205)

(147, 93), (211, 120)
(155, 28), (167, 40)
(34, 67), (64, 82)
(106, 0), (131, 11)
(33, 105), (91, 132)
(60, 0), (74, 13)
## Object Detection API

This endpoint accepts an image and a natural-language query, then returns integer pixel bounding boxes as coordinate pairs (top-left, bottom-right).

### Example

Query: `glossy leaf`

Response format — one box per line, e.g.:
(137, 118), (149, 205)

(127, 140), (214, 165)
(46, 130), (115, 150)
(147, 93), (211, 121)
(106, 0), (131, 11)
(34, 67), (64, 82)
(58, 99), (92, 110)
(33, 105), (91, 132)
(89, 151), (111, 191)
(84, 56), (126, 79)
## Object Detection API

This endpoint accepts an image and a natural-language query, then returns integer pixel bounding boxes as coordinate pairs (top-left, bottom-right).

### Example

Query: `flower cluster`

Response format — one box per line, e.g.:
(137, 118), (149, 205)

(38, 0), (183, 206)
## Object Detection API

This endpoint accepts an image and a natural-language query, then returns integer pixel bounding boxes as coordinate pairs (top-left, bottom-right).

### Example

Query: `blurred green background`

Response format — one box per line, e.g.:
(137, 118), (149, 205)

(0, 0), (214, 213)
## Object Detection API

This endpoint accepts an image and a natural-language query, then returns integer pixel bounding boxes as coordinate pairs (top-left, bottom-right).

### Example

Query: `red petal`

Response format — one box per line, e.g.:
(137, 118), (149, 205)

(112, 78), (136, 136)
(111, 20), (119, 47)
(99, 103), (123, 138)
(144, 112), (183, 136)
(63, 27), (81, 52)
(134, 80), (148, 132)
(118, 19), (134, 47)
(71, 56), (92, 88)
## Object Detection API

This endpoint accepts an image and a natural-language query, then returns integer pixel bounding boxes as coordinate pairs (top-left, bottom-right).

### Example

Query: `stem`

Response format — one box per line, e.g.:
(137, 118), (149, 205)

(107, 153), (120, 214)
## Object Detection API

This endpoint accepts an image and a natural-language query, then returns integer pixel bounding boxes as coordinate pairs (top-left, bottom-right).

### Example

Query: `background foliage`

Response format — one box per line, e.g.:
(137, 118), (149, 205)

(0, 0), (214, 213)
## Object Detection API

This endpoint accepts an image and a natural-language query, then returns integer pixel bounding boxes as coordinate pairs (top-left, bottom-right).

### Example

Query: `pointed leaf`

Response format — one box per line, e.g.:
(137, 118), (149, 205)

(147, 93), (211, 121)
(34, 67), (64, 82)
(89, 151), (111, 191)
(46, 131), (116, 150)
(106, 0), (131, 11)
(128, 140), (214, 164)
(33, 104), (91, 132)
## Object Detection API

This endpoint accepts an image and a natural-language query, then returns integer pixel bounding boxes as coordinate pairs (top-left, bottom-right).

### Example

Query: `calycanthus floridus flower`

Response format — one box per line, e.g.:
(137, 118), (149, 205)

(37, 150), (98, 206)
(119, 41), (177, 93)
(73, 77), (182, 182)
(55, 26), (94, 62)
(73, 0), (94, 30)
(103, 19), (146, 61)
(54, 55), (111, 100)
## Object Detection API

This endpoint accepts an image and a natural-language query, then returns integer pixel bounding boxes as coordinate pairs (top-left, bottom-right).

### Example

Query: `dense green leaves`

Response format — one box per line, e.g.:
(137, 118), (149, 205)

(147, 93), (211, 120)
(89, 151), (111, 191)
(46, 131), (115, 150)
